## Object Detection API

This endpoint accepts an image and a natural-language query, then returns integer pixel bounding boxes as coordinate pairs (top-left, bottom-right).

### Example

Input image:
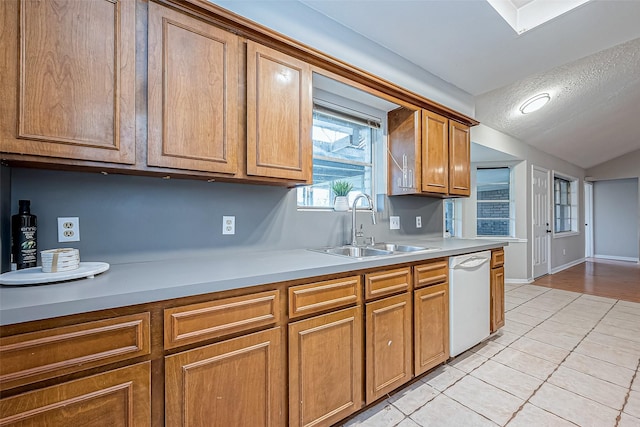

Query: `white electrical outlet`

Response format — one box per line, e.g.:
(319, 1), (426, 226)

(390, 216), (400, 230)
(58, 217), (80, 242)
(222, 216), (235, 235)
(416, 216), (422, 228)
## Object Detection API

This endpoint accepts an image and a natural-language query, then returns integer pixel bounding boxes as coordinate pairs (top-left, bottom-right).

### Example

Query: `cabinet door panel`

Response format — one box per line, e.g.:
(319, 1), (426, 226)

(0, 362), (150, 427)
(289, 307), (363, 427)
(165, 327), (284, 427)
(0, 0), (135, 163)
(365, 293), (412, 403)
(414, 283), (449, 376)
(247, 41), (312, 182)
(421, 110), (449, 194)
(387, 107), (421, 195)
(491, 267), (505, 332)
(148, 2), (238, 173)
(448, 121), (471, 196)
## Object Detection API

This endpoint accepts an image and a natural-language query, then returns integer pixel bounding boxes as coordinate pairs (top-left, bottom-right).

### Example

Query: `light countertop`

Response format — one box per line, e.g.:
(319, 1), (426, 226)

(0, 238), (506, 326)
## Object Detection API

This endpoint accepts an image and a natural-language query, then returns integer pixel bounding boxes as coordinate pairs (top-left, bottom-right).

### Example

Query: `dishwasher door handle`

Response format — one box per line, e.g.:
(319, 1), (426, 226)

(453, 256), (489, 269)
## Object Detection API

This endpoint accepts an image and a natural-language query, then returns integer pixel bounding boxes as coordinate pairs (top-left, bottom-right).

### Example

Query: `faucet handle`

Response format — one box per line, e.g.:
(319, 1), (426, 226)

(365, 236), (375, 246)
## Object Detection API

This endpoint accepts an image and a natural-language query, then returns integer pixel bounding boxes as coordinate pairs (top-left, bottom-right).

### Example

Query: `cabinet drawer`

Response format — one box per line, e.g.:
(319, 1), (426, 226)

(164, 290), (280, 349)
(491, 249), (505, 268)
(0, 362), (151, 426)
(0, 313), (150, 391)
(289, 276), (361, 319)
(414, 259), (448, 289)
(365, 267), (411, 300)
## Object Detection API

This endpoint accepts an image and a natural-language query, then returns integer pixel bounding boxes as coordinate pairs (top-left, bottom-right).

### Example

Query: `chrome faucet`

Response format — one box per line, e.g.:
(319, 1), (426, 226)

(351, 194), (376, 247)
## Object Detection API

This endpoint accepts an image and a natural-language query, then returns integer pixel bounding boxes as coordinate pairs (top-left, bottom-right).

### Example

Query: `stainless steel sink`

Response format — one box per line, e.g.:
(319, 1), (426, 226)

(323, 246), (393, 258)
(313, 243), (440, 259)
(370, 243), (433, 252)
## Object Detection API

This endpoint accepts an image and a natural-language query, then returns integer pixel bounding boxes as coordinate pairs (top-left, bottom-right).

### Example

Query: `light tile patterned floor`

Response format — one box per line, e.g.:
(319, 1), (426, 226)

(340, 284), (640, 426)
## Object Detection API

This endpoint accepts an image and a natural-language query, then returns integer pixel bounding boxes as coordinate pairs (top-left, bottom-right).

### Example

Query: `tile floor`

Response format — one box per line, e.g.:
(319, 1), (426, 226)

(340, 283), (640, 426)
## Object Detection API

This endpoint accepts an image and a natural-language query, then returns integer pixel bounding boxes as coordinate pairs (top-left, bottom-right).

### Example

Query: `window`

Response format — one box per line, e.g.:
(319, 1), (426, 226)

(476, 167), (514, 237)
(554, 174), (578, 234)
(297, 106), (380, 209)
(444, 199), (459, 237)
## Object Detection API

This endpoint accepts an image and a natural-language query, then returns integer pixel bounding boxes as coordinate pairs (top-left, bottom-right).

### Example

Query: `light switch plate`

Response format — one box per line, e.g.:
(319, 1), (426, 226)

(390, 216), (400, 230)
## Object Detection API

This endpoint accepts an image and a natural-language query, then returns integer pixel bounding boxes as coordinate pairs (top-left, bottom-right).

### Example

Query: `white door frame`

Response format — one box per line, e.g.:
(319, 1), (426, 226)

(584, 181), (594, 258)
(532, 165), (551, 278)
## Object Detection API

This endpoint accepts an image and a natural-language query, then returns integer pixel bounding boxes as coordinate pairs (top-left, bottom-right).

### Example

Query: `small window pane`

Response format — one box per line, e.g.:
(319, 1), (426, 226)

(477, 220), (510, 236)
(554, 176), (575, 233)
(298, 109), (378, 208)
(476, 168), (513, 237)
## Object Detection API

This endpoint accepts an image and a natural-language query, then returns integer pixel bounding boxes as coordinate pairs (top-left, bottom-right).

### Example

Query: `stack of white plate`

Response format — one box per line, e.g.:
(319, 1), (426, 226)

(41, 248), (80, 273)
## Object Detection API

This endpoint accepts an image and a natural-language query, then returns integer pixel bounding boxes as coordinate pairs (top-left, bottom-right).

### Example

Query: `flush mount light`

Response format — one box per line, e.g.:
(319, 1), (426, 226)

(519, 93), (550, 114)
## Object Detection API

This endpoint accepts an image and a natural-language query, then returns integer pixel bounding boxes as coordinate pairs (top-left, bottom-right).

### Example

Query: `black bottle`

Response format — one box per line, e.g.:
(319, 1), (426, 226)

(12, 200), (37, 270)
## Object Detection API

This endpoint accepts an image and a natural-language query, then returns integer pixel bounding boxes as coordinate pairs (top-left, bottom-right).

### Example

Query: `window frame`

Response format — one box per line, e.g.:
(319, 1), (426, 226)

(443, 198), (461, 238)
(552, 172), (579, 237)
(297, 102), (381, 211)
(475, 166), (515, 238)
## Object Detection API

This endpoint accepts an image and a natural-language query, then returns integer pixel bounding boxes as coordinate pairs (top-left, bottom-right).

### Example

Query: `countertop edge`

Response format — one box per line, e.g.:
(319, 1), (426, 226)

(0, 239), (507, 326)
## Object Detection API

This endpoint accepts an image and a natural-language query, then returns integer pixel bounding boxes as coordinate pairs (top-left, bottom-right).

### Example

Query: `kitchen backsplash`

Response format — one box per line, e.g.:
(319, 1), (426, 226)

(1, 166), (444, 270)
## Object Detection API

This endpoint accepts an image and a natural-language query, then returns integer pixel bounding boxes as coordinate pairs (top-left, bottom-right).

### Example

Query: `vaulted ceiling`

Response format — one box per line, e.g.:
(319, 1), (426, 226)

(299, 0), (640, 169)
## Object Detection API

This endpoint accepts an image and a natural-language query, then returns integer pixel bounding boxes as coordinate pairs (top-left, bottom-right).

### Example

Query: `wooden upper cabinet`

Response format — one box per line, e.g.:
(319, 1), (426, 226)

(246, 41), (312, 182)
(0, 0), (136, 164)
(387, 107), (421, 195)
(421, 110), (449, 195)
(147, 2), (239, 174)
(448, 121), (471, 196)
(388, 108), (471, 197)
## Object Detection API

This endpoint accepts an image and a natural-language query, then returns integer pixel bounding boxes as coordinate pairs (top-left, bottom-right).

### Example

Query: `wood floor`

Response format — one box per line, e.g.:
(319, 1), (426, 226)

(533, 258), (640, 303)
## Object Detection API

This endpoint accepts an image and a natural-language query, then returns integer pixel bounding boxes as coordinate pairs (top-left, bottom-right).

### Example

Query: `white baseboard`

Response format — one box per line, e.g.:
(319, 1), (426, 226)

(505, 278), (534, 285)
(550, 258), (586, 275)
(594, 254), (640, 263)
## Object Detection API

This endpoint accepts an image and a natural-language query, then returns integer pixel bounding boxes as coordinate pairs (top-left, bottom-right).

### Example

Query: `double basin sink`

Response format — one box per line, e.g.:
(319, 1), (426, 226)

(314, 243), (439, 259)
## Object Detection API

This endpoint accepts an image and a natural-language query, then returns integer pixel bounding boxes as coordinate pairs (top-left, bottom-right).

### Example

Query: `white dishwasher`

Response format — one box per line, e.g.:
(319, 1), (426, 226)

(449, 251), (491, 357)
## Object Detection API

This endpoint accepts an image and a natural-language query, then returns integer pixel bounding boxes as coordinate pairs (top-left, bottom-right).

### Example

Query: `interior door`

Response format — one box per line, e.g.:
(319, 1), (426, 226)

(584, 182), (594, 258)
(532, 166), (550, 278)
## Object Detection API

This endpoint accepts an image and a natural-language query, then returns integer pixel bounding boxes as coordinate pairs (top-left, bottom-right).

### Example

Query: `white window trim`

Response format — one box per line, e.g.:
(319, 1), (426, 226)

(475, 165), (516, 238)
(443, 199), (462, 238)
(552, 171), (580, 238)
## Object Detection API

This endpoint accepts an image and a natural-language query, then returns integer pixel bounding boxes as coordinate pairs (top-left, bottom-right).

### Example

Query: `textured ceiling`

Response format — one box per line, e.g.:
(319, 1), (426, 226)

(476, 38), (640, 169)
(300, 0), (640, 169)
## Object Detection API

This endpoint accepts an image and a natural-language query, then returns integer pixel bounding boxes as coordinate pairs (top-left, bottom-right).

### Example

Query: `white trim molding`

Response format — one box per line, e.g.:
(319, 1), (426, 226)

(550, 257), (585, 274)
(594, 254), (640, 263)
(505, 278), (534, 285)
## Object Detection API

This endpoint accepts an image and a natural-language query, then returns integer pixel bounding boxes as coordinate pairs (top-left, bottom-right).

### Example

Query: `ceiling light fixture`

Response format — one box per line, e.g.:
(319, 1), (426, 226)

(519, 93), (550, 114)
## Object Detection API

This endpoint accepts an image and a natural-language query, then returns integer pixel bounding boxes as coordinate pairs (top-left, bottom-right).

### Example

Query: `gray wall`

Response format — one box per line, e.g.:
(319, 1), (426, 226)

(593, 178), (639, 261)
(471, 124), (586, 282)
(0, 165), (10, 272)
(3, 167), (444, 268)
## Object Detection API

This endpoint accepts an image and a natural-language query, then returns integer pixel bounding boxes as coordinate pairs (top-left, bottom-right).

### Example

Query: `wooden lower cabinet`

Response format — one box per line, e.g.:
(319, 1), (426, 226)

(414, 283), (449, 376)
(0, 362), (151, 426)
(365, 293), (412, 404)
(289, 306), (363, 427)
(165, 327), (285, 427)
(491, 266), (505, 332)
